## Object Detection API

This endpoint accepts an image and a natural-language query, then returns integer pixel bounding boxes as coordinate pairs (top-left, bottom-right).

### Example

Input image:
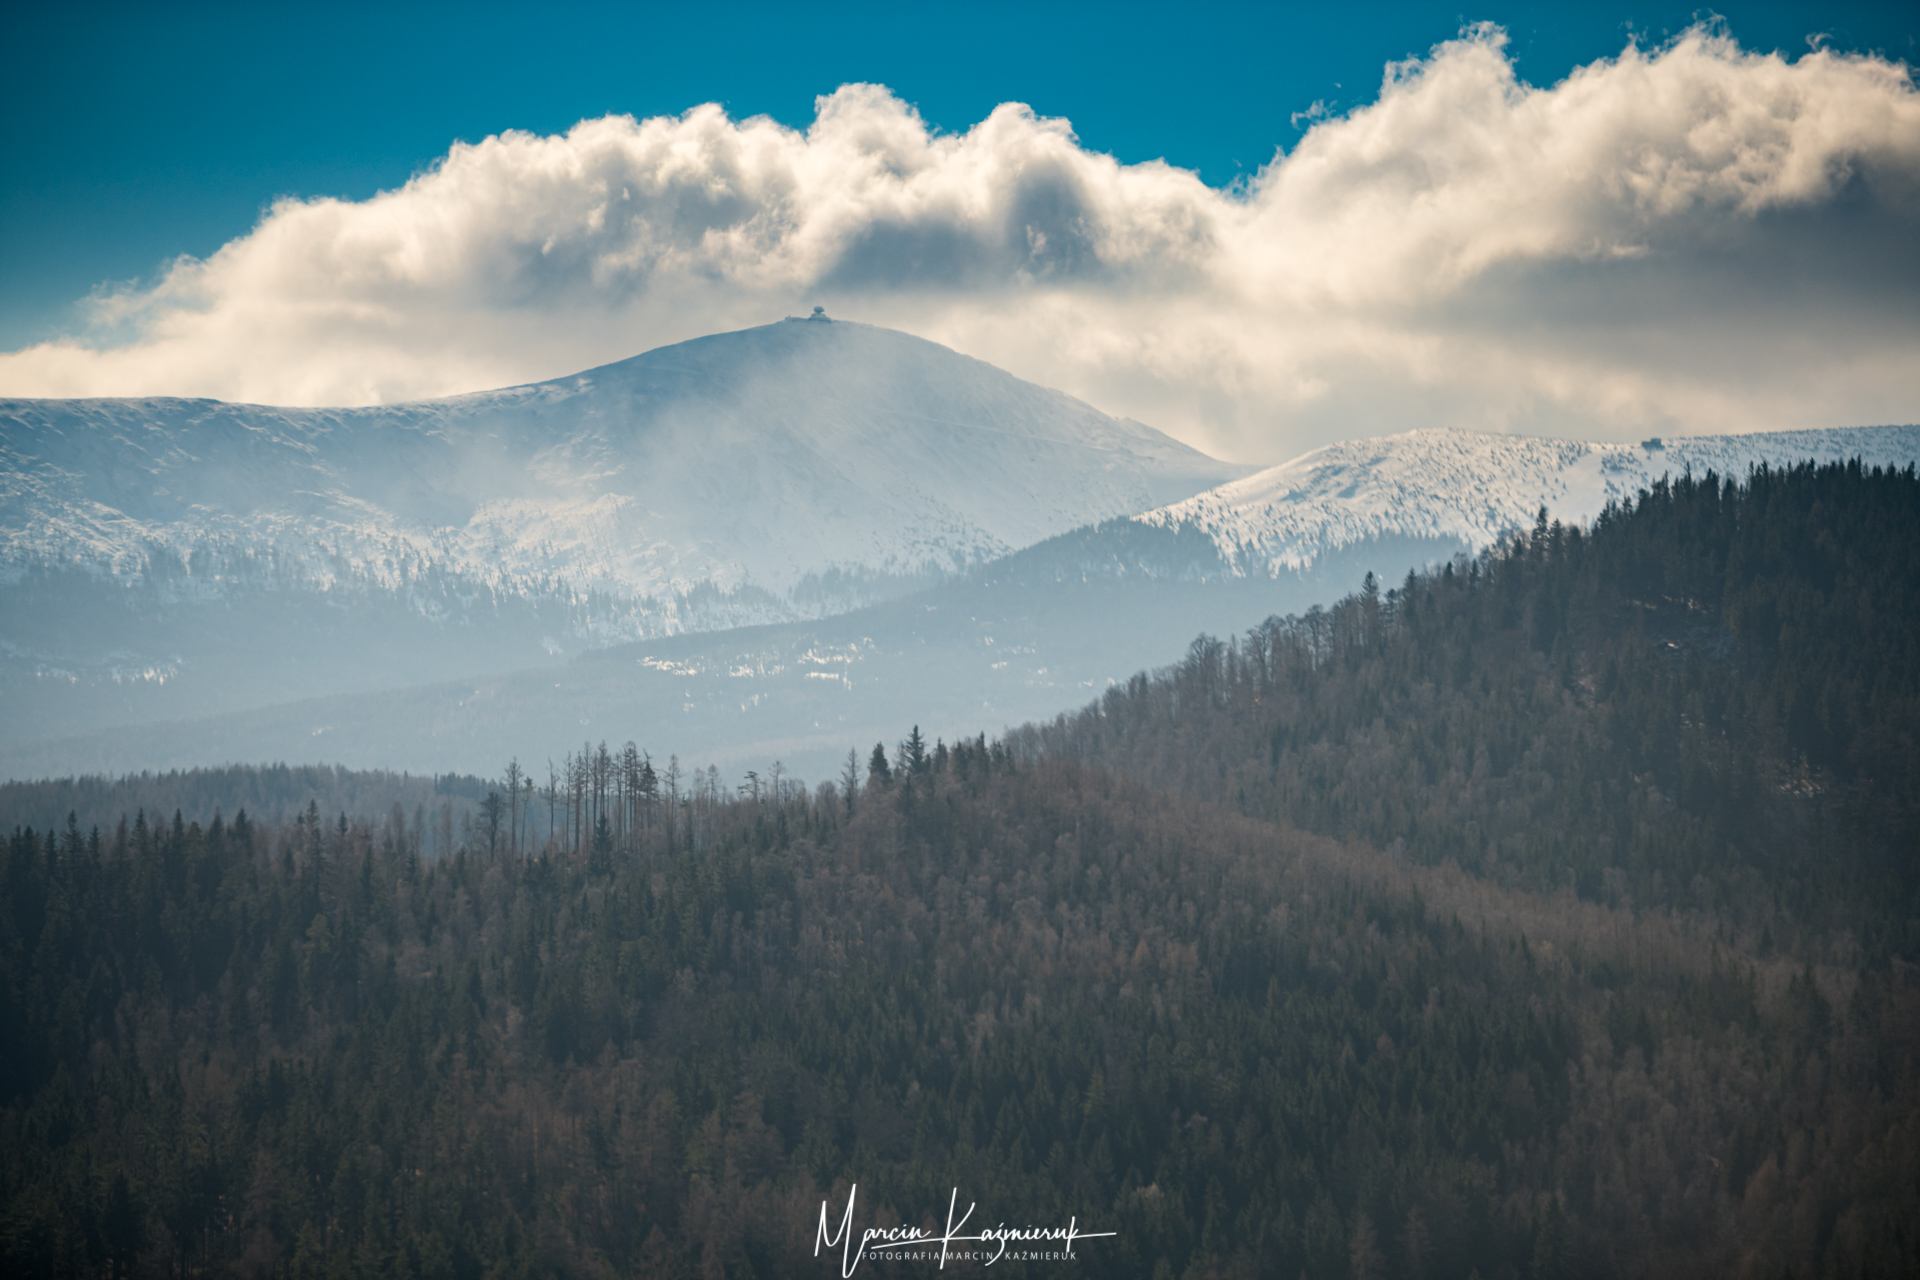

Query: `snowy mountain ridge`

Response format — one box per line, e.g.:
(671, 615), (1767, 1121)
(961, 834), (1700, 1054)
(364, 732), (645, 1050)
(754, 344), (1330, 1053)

(0, 317), (1241, 631)
(1139, 425), (1920, 577)
(8, 316), (1918, 784)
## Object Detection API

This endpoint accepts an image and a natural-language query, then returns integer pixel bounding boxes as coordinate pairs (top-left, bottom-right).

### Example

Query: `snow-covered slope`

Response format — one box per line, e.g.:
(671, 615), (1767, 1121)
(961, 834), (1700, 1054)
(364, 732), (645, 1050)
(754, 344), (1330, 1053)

(0, 315), (1240, 623)
(1140, 426), (1920, 576)
(0, 315), (1245, 743)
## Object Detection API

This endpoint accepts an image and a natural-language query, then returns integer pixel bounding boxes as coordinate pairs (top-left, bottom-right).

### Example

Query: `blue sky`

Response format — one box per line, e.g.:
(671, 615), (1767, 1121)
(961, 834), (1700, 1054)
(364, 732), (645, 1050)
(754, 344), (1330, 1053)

(4, 0), (1914, 349)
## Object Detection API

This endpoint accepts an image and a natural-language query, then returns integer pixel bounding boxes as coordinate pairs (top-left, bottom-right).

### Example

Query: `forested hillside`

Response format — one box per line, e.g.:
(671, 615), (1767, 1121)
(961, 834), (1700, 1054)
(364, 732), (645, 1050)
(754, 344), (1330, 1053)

(1020, 461), (1920, 950)
(3, 462), (1916, 1278)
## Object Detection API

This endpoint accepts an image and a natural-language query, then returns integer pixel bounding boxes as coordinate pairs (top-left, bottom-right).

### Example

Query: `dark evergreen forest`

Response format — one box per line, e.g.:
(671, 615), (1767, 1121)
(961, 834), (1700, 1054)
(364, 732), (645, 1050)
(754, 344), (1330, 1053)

(3, 461), (1916, 1278)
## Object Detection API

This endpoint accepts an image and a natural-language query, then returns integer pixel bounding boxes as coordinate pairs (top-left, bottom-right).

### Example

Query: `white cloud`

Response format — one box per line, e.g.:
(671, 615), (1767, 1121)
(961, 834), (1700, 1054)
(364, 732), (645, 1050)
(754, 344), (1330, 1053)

(3, 25), (1917, 461)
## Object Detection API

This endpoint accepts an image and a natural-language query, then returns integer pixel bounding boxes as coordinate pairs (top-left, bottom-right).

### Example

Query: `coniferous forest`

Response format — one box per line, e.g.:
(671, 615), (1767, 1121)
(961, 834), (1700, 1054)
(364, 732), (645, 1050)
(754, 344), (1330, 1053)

(4, 461), (1918, 1278)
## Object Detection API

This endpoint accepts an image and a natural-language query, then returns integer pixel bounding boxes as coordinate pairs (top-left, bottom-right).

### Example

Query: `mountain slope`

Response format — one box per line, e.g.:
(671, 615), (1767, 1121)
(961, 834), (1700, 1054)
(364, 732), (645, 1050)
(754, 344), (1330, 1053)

(1, 315), (1238, 608)
(1139, 425), (1920, 576)
(10, 423), (1918, 784)
(0, 537), (1302, 784)
(0, 316), (1242, 736)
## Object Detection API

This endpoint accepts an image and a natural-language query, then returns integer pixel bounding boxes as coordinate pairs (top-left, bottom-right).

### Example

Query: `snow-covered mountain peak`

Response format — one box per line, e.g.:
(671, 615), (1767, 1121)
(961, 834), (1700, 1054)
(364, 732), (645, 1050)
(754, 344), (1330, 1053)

(0, 317), (1242, 626)
(455, 316), (1209, 465)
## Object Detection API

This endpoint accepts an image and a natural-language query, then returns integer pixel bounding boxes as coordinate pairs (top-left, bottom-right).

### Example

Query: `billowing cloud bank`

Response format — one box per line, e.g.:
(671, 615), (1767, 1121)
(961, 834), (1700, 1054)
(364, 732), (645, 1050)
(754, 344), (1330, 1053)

(4, 25), (1917, 459)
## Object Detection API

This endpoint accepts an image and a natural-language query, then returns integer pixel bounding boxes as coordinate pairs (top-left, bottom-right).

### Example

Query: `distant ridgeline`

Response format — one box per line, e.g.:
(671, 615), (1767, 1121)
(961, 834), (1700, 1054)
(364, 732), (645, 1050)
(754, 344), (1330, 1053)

(2, 459), (1916, 1278)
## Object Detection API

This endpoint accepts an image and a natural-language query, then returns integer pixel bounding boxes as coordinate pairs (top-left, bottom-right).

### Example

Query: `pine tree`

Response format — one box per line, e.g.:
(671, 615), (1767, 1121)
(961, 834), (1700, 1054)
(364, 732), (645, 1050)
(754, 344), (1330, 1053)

(901, 725), (929, 776)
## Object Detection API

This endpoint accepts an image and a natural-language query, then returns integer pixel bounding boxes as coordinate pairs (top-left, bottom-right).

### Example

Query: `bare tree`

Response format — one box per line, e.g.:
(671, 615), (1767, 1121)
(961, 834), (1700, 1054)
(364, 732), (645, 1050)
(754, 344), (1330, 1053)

(840, 748), (860, 816)
(544, 759), (559, 852)
(663, 755), (681, 852)
(503, 758), (523, 859)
